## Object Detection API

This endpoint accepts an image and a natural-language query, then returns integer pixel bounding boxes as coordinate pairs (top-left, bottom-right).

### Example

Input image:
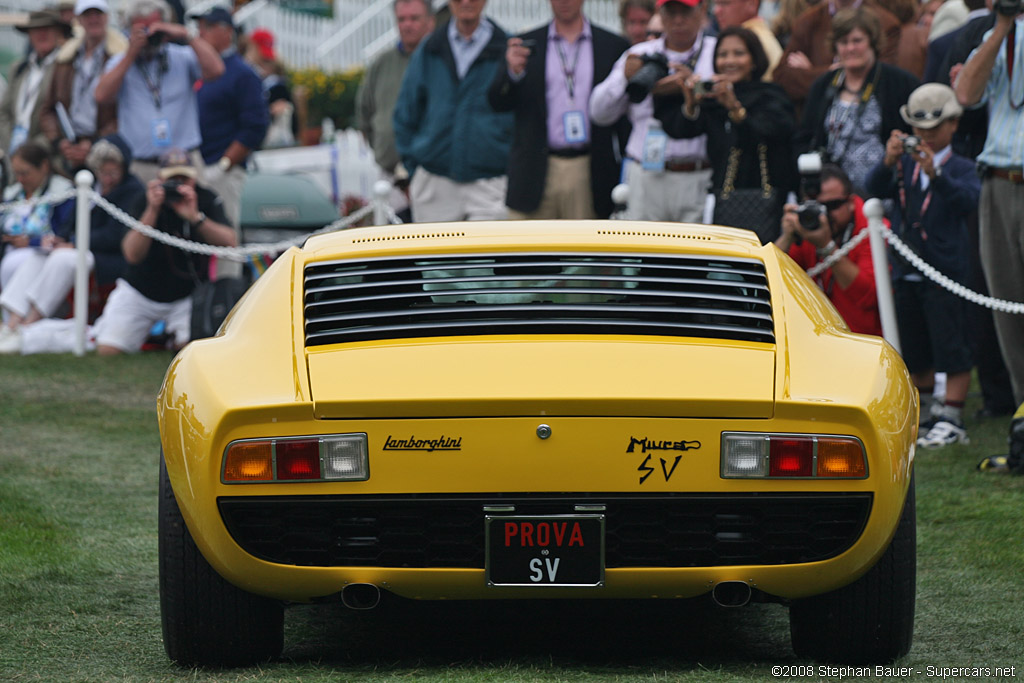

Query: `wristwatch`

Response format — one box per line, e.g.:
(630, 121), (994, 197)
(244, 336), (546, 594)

(190, 212), (207, 230)
(816, 240), (838, 257)
(217, 156), (232, 172)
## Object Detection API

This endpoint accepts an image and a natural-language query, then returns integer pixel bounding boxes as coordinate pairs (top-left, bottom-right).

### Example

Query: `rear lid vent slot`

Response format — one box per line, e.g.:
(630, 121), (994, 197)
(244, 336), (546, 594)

(304, 252), (773, 346)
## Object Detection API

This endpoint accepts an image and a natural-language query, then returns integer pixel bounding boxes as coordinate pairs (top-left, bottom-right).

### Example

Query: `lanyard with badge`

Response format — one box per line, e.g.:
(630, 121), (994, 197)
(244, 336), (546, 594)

(556, 35), (588, 146)
(11, 58), (46, 152)
(642, 35), (705, 172)
(139, 50), (173, 150)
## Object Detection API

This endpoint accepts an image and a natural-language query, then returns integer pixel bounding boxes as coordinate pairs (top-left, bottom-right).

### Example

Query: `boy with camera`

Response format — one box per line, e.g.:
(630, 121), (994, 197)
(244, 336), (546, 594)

(865, 83), (981, 448)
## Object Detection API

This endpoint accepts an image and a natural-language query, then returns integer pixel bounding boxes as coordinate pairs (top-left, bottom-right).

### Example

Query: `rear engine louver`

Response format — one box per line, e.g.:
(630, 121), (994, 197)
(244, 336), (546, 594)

(303, 252), (773, 346)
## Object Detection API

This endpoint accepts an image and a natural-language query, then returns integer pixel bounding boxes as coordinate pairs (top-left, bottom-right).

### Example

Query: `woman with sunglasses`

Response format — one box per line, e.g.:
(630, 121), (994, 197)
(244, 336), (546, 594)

(653, 26), (796, 243)
(794, 6), (918, 193)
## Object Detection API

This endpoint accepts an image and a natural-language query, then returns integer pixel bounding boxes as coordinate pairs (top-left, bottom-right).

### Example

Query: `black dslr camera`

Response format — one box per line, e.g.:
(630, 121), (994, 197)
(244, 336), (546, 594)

(995, 0), (1022, 16)
(146, 28), (165, 47)
(162, 179), (184, 202)
(795, 152), (826, 231)
(626, 53), (670, 103)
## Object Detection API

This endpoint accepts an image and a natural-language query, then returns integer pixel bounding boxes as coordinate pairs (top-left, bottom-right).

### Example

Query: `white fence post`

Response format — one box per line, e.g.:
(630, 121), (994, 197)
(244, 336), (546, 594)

(373, 179), (391, 225)
(72, 170), (94, 357)
(862, 198), (900, 354)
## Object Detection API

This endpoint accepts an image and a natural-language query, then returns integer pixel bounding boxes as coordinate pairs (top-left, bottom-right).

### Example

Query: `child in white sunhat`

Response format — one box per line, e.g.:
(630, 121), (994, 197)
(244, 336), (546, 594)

(865, 82), (981, 448)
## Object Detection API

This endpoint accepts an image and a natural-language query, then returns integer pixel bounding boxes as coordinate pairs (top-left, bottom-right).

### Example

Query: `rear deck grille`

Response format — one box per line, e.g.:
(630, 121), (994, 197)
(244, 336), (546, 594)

(303, 252), (774, 346)
(218, 493), (871, 568)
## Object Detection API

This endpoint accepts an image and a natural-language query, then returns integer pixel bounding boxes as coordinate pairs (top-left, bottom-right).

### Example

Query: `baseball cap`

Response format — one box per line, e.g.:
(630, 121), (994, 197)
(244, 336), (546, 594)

(656, 0), (702, 7)
(900, 83), (963, 129)
(189, 5), (234, 27)
(74, 0), (109, 14)
(249, 28), (276, 60)
(158, 149), (198, 180)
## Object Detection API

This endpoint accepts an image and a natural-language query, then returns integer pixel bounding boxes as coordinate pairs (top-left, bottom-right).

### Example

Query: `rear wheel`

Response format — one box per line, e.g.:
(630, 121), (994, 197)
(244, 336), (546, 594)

(789, 473), (916, 663)
(159, 453), (284, 666)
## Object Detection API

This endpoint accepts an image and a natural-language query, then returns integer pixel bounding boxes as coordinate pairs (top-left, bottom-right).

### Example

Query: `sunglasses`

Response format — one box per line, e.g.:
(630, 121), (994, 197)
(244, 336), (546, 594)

(908, 108), (944, 121)
(822, 197), (849, 212)
(647, 30), (663, 38)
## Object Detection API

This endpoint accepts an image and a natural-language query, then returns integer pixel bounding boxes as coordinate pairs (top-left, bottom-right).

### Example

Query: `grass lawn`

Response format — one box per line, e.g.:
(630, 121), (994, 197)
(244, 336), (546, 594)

(1, 354), (1021, 682)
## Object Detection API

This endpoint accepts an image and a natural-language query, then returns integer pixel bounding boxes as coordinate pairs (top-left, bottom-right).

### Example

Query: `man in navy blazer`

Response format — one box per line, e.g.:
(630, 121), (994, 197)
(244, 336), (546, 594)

(488, 0), (630, 219)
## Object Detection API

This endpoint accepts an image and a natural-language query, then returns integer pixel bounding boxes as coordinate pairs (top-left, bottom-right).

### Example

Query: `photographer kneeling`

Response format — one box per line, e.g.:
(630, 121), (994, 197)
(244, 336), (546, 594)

(775, 163), (882, 337)
(94, 148), (237, 355)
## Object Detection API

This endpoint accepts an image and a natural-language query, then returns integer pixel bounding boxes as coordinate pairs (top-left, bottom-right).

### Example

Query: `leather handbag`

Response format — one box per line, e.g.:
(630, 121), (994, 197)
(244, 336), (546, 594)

(712, 144), (783, 245)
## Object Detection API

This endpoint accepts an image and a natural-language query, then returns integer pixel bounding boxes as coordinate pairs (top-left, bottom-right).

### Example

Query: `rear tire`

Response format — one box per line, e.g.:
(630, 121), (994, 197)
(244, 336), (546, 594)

(159, 453), (284, 666)
(789, 473), (916, 663)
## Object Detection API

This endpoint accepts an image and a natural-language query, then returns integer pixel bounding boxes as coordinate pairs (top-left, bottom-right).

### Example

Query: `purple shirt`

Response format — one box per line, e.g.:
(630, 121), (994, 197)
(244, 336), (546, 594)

(545, 21), (594, 151)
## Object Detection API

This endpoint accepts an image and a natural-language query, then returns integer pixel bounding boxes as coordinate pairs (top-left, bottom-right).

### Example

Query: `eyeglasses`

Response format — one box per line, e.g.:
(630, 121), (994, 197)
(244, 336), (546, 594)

(646, 30), (663, 38)
(909, 108), (945, 121)
(822, 197), (849, 212)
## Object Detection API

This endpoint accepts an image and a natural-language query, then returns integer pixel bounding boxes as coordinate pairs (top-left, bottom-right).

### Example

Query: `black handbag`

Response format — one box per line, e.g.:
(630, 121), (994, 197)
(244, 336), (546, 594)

(712, 144), (783, 244)
(190, 277), (248, 341)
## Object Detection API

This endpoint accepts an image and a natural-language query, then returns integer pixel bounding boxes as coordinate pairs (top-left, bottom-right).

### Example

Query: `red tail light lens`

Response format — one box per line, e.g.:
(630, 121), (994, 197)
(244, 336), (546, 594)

(276, 439), (321, 480)
(769, 437), (814, 477)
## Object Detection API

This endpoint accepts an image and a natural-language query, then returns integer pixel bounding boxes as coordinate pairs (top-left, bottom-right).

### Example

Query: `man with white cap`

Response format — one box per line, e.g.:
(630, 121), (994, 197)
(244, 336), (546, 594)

(865, 83), (981, 448)
(39, 0), (127, 177)
(94, 147), (236, 355)
(590, 0), (716, 222)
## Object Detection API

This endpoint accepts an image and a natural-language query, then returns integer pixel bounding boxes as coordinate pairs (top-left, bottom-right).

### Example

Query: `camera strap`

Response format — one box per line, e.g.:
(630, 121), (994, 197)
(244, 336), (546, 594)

(1006, 22), (1024, 110)
(137, 50), (168, 111)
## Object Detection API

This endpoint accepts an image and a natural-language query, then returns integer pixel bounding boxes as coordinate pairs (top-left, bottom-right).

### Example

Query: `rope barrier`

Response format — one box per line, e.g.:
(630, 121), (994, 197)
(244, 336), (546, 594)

(4, 185), (1023, 314)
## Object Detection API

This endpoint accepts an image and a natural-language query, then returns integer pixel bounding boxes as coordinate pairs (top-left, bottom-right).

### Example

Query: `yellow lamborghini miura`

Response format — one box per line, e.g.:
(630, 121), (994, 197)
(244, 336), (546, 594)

(157, 221), (917, 666)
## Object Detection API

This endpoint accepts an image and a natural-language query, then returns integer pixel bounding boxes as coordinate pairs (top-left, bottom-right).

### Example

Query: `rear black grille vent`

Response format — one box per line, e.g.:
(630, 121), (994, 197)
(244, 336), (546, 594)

(303, 252), (773, 346)
(218, 493), (872, 569)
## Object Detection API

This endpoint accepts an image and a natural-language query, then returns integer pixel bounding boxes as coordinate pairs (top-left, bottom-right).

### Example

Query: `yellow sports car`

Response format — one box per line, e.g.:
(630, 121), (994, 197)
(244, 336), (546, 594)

(157, 221), (917, 667)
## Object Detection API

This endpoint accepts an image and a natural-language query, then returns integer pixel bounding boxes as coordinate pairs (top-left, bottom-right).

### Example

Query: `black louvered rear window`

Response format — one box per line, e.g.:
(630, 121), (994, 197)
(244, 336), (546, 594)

(303, 252), (773, 346)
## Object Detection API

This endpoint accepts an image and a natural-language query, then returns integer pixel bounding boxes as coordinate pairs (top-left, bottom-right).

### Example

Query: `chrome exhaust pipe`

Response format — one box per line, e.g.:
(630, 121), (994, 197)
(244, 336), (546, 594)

(341, 583), (381, 610)
(711, 581), (752, 607)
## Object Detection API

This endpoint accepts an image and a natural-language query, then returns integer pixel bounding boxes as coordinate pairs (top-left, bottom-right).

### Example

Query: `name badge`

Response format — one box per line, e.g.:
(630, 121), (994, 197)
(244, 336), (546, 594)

(151, 118), (172, 149)
(641, 124), (667, 172)
(563, 111), (587, 145)
(9, 125), (28, 153)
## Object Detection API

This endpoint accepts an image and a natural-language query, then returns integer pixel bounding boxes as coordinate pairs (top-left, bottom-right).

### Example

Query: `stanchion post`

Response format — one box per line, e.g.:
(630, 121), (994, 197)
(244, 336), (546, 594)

(373, 180), (391, 225)
(863, 198), (900, 354)
(73, 170), (94, 357)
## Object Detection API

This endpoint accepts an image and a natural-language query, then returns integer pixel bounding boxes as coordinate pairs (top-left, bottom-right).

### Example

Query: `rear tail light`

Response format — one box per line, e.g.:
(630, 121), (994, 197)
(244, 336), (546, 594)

(223, 434), (368, 483)
(721, 433), (867, 479)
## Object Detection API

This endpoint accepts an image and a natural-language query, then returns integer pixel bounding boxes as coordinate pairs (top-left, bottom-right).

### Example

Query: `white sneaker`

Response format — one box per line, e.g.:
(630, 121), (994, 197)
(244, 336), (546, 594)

(0, 327), (22, 354)
(917, 420), (969, 448)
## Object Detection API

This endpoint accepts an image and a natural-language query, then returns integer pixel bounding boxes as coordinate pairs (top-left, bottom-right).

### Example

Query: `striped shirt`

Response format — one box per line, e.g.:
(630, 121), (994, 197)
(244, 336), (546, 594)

(971, 17), (1024, 168)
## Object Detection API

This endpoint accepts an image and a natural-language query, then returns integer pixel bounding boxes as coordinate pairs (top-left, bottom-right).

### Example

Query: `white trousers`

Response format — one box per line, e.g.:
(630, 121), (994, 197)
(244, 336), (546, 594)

(0, 248), (93, 319)
(409, 167), (508, 223)
(624, 161), (711, 223)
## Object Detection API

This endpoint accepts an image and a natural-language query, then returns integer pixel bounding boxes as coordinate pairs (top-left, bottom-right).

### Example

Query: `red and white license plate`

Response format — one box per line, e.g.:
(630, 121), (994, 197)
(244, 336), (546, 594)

(485, 515), (605, 587)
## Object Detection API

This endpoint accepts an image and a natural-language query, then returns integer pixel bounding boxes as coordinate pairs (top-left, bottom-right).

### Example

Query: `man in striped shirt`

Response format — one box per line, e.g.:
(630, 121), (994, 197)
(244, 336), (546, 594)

(955, 7), (1024, 414)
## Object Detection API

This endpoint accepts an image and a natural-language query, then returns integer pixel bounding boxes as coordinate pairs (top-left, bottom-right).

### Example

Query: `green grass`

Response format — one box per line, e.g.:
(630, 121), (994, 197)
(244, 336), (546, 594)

(1, 355), (1022, 682)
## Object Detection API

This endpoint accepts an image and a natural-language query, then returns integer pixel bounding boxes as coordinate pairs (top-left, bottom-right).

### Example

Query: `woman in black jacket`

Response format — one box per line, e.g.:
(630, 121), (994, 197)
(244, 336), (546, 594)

(794, 6), (919, 193)
(654, 26), (796, 243)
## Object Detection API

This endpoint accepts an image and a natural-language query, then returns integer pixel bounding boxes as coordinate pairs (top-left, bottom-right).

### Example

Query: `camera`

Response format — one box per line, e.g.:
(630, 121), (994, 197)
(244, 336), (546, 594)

(146, 29), (165, 47)
(795, 152), (826, 232)
(902, 135), (921, 154)
(995, 0), (1022, 16)
(162, 179), (184, 202)
(626, 53), (670, 103)
(693, 80), (716, 98)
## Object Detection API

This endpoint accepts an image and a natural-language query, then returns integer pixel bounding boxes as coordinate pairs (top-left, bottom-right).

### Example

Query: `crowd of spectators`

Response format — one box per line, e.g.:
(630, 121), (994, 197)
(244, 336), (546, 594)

(2, 0), (1024, 468)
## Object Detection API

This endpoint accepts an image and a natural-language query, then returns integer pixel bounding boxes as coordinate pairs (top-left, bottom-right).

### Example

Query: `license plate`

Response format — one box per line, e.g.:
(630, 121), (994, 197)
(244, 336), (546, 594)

(485, 515), (605, 587)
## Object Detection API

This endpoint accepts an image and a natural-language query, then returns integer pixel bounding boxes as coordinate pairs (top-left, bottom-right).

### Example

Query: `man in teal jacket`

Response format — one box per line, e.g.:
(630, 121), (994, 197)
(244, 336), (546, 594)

(393, 0), (513, 222)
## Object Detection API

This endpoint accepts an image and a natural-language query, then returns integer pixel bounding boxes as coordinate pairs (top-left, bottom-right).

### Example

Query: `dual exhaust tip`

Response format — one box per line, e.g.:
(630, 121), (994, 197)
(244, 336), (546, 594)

(340, 580), (751, 610)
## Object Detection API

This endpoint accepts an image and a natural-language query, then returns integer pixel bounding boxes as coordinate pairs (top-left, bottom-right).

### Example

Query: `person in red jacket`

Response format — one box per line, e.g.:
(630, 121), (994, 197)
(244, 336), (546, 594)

(774, 163), (883, 336)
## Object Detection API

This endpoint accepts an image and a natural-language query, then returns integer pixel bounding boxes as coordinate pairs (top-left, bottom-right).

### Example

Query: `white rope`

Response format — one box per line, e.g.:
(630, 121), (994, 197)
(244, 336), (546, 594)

(800, 221), (1024, 314)
(383, 204), (404, 225)
(89, 192), (375, 261)
(0, 188), (78, 214)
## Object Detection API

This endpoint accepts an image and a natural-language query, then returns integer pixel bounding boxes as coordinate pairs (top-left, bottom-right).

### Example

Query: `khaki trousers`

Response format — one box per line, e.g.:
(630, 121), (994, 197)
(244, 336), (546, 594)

(508, 155), (596, 221)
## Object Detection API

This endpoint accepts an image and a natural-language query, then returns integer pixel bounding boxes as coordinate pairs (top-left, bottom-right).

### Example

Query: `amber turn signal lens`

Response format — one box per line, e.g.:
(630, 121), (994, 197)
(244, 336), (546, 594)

(223, 441), (273, 481)
(816, 439), (867, 477)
